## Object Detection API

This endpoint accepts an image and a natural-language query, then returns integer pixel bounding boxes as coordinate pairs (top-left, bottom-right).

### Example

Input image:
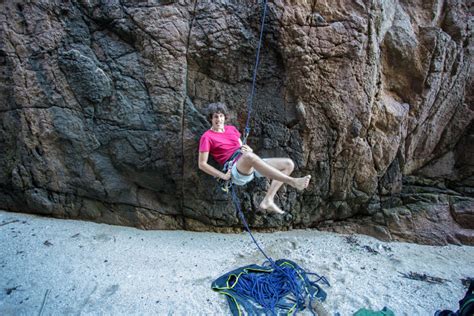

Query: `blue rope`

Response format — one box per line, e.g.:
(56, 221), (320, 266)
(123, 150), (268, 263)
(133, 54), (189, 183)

(242, 0), (268, 145)
(225, 1), (329, 315)
(232, 265), (301, 313)
(230, 184), (273, 264)
(230, 184), (330, 315)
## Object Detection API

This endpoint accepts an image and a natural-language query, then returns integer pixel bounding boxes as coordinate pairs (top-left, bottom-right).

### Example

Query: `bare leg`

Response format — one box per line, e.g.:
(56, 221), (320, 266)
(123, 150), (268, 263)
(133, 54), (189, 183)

(236, 152), (311, 191)
(257, 158), (294, 214)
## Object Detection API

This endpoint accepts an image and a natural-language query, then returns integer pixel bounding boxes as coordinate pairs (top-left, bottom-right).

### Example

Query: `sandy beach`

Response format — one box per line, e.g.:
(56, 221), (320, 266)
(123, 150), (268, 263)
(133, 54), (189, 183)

(1, 210), (473, 315)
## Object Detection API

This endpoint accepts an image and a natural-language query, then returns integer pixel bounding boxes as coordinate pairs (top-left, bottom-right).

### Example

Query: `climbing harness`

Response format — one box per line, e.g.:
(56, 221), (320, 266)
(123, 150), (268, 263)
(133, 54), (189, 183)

(211, 1), (330, 315)
(217, 149), (242, 193)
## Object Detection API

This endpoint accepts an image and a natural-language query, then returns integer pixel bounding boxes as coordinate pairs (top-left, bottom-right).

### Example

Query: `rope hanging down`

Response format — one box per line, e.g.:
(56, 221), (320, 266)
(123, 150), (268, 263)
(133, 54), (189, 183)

(228, 184), (330, 315)
(242, 0), (268, 145)
(213, 1), (330, 315)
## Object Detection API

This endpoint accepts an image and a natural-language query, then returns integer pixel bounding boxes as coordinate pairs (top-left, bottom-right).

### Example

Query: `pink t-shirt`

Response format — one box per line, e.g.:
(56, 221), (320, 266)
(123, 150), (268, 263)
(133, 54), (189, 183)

(199, 125), (241, 165)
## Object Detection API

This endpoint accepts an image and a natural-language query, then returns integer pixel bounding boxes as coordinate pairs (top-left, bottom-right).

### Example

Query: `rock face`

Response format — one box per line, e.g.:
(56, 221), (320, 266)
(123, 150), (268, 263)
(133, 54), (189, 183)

(0, 1), (472, 244)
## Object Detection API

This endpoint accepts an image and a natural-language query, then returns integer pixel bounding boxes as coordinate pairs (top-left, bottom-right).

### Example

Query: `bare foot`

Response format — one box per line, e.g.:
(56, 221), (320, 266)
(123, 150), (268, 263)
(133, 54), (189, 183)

(259, 199), (285, 214)
(292, 175), (311, 191)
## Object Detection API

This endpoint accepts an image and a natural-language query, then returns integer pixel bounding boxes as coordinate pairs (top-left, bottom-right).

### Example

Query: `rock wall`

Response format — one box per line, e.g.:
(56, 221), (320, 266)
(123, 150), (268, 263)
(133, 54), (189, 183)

(0, 0), (472, 244)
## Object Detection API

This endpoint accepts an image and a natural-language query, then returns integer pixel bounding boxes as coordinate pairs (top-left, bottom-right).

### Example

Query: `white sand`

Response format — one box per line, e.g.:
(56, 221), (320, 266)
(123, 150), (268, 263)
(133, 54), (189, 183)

(0, 210), (473, 316)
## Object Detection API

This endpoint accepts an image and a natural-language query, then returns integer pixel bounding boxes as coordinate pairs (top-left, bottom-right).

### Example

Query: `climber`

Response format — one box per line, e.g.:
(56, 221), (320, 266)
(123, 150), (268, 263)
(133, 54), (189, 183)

(198, 102), (311, 214)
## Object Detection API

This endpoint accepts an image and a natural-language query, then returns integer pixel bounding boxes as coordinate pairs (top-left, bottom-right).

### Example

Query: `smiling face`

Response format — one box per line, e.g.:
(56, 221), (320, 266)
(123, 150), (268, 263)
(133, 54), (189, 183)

(205, 102), (228, 131)
(211, 112), (226, 131)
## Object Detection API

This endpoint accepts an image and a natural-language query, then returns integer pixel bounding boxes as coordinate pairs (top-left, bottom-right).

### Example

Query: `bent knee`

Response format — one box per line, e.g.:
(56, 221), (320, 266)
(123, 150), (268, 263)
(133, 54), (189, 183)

(240, 152), (258, 163)
(285, 158), (295, 172)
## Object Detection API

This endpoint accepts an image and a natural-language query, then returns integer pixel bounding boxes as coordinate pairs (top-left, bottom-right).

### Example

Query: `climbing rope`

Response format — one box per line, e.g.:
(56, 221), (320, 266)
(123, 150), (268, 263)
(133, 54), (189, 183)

(230, 183), (330, 315)
(242, 0), (269, 145)
(230, 184), (272, 264)
(218, 1), (330, 315)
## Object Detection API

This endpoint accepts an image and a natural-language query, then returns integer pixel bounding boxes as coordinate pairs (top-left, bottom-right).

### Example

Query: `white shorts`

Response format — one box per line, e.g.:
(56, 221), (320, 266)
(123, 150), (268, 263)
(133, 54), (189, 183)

(231, 159), (266, 186)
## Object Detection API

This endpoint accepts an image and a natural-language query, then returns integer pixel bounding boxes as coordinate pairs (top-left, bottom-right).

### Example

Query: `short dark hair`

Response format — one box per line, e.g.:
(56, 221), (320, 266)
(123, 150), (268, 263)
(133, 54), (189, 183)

(205, 102), (228, 123)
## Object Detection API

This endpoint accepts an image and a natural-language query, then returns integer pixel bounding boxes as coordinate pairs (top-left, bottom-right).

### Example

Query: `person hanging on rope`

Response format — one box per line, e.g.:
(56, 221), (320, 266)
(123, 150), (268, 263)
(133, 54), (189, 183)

(198, 102), (311, 214)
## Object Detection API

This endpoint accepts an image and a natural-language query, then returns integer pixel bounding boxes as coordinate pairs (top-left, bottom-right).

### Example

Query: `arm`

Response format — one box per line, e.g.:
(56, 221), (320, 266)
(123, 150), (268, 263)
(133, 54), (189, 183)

(198, 151), (231, 180)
